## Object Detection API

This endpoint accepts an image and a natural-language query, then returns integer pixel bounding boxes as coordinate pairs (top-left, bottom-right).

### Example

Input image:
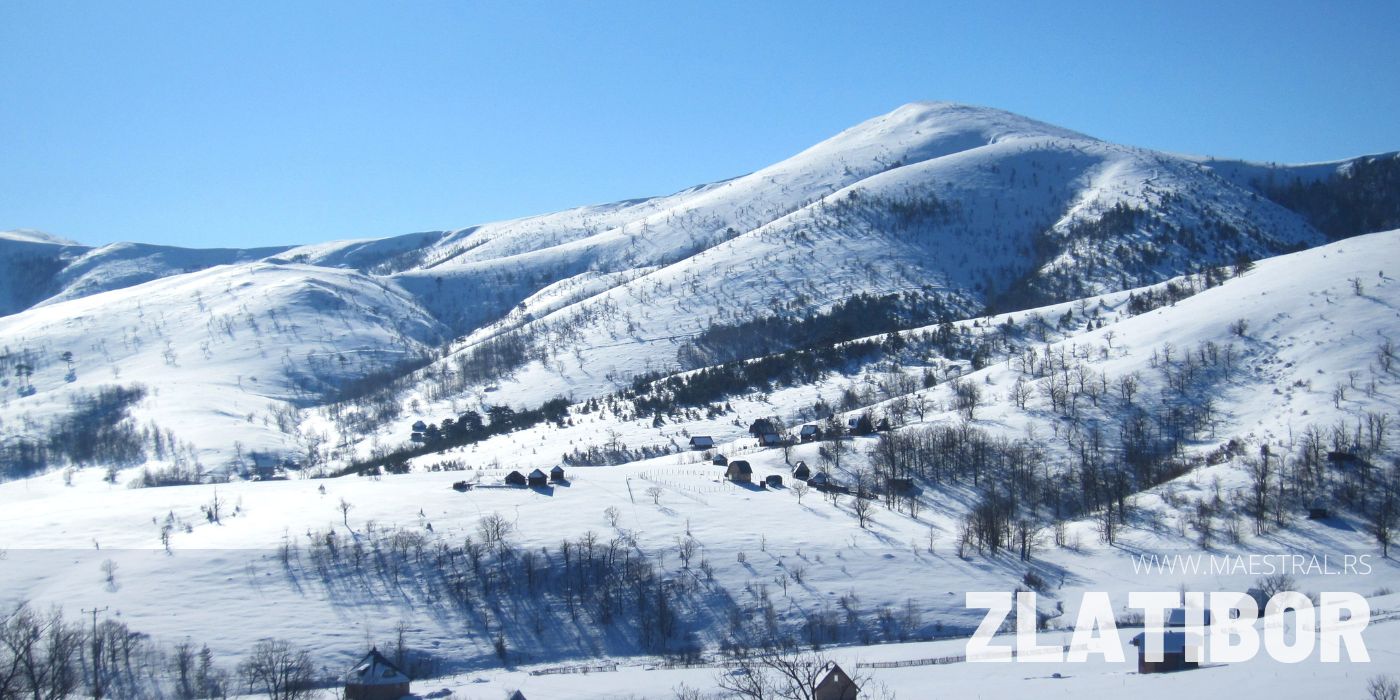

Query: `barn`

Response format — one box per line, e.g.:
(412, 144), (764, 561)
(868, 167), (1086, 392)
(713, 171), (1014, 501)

(504, 471), (526, 486)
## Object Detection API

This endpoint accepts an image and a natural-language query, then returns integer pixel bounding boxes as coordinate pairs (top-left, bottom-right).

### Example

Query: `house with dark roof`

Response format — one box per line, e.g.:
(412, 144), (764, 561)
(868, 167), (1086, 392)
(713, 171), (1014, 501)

(725, 460), (753, 483)
(344, 648), (410, 700)
(550, 465), (566, 482)
(528, 468), (548, 487)
(814, 661), (858, 700)
(792, 461), (811, 480)
(689, 435), (715, 450)
(1130, 630), (1203, 673)
(505, 470), (526, 486)
(799, 424), (821, 442)
(712, 454), (728, 466)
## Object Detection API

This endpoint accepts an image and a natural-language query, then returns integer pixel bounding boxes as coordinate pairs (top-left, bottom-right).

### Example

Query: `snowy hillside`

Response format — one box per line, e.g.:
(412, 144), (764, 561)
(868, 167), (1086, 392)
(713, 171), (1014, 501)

(2, 231), (1397, 698)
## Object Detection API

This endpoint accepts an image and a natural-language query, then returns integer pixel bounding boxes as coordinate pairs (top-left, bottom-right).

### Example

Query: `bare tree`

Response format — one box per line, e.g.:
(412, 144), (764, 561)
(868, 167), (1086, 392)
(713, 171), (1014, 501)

(477, 512), (513, 550)
(677, 537), (697, 568)
(646, 486), (664, 505)
(1369, 675), (1400, 700)
(852, 491), (875, 529)
(237, 639), (315, 700)
(338, 498), (353, 528)
(792, 480), (811, 505)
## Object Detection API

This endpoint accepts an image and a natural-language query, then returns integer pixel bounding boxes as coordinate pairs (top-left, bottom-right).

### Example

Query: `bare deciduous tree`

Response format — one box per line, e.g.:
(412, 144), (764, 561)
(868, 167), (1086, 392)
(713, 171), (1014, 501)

(237, 639), (315, 700)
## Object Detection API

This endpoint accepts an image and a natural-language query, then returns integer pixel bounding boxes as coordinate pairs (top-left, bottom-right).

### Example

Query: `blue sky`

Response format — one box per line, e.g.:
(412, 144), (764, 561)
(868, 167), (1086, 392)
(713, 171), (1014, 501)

(2, 1), (1397, 249)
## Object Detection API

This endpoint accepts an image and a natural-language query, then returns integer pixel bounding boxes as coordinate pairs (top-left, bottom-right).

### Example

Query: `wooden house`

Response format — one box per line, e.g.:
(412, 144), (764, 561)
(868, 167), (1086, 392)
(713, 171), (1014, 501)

(726, 460), (753, 483)
(813, 661), (858, 700)
(748, 418), (776, 436)
(550, 465), (566, 482)
(759, 432), (784, 448)
(1130, 631), (1202, 674)
(765, 474), (783, 488)
(799, 424), (821, 442)
(689, 435), (715, 450)
(792, 461), (811, 480)
(528, 468), (548, 487)
(505, 470), (526, 486)
(808, 471), (831, 489)
(712, 454), (729, 466)
(344, 648), (410, 700)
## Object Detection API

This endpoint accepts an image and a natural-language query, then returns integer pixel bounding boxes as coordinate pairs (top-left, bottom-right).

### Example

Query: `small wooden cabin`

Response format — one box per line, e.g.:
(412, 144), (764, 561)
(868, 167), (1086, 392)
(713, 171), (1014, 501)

(726, 460), (753, 483)
(344, 648), (410, 700)
(689, 436), (715, 450)
(550, 465), (566, 482)
(765, 474), (783, 488)
(1130, 631), (1202, 674)
(527, 468), (548, 487)
(792, 461), (811, 480)
(813, 661), (858, 700)
(505, 470), (526, 486)
(799, 424), (821, 442)
(759, 432), (784, 448)
(712, 454), (729, 466)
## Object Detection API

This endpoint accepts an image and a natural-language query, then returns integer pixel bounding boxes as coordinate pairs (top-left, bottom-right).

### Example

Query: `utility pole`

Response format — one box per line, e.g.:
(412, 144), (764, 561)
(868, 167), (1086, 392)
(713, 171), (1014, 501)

(82, 607), (108, 700)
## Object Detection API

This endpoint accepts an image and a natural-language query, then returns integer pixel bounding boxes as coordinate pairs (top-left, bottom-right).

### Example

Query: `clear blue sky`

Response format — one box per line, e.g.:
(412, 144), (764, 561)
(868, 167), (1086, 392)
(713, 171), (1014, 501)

(3, 1), (1397, 250)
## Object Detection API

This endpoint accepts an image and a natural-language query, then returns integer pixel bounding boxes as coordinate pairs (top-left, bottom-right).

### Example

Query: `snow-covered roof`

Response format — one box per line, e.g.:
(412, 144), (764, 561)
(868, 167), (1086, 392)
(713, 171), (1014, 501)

(1130, 631), (1204, 654)
(346, 648), (410, 686)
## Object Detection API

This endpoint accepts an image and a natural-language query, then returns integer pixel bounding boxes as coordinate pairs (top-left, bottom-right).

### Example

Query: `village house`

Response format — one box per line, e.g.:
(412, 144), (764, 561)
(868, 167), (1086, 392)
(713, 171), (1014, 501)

(712, 454), (729, 466)
(528, 468), (548, 487)
(765, 474), (783, 488)
(505, 470), (526, 487)
(813, 661), (858, 700)
(344, 648), (410, 700)
(799, 424), (821, 442)
(689, 435), (715, 450)
(792, 461), (811, 480)
(748, 418), (773, 436)
(550, 465), (566, 482)
(759, 432), (784, 448)
(726, 460), (753, 483)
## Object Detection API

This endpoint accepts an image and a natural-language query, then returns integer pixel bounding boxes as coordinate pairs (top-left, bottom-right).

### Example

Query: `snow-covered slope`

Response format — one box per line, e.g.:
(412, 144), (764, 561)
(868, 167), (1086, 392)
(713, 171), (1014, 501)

(2, 232), (1396, 692)
(0, 261), (445, 472)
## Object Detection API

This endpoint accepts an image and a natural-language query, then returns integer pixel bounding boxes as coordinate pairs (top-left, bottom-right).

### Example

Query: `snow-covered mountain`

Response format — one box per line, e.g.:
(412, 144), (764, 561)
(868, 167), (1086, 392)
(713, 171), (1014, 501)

(7, 102), (1396, 477)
